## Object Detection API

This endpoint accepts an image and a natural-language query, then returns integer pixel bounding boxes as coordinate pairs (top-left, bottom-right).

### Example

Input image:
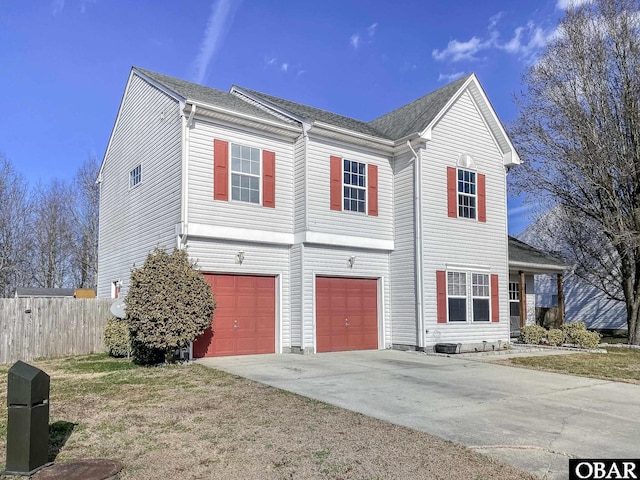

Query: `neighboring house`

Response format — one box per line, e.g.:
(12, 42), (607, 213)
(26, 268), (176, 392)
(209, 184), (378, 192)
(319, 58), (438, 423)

(14, 288), (75, 298)
(507, 237), (567, 336)
(519, 218), (627, 331)
(98, 67), (521, 357)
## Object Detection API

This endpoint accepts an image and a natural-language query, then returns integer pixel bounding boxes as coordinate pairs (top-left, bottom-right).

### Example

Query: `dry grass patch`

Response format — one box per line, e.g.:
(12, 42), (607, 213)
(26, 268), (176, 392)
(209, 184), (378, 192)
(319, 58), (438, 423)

(0, 354), (534, 480)
(498, 347), (640, 384)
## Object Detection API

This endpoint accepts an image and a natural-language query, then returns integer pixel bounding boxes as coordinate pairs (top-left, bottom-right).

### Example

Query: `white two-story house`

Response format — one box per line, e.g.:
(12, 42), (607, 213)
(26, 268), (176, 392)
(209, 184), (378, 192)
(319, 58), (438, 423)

(97, 67), (520, 356)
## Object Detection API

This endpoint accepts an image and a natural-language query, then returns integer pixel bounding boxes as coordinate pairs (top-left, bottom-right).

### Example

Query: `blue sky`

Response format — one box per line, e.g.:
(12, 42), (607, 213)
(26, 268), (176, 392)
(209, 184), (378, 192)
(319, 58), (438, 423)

(0, 0), (580, 234)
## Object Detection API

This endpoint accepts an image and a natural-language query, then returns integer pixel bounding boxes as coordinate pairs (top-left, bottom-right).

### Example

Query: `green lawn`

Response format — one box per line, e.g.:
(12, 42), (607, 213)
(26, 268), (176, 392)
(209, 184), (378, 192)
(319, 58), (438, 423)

(502, 346), (640, 384)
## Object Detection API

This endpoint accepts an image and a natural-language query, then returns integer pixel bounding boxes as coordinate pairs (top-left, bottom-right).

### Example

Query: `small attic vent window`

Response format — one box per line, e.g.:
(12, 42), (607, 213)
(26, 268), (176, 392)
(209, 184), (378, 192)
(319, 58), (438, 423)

(129, 164), (141, 188)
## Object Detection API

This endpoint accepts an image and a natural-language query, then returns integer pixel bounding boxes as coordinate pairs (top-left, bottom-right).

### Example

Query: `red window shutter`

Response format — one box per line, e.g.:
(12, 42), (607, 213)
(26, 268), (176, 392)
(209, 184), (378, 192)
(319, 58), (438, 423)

(213, 139), (228, 201)
(491, 274), (499, 322)
(447, 167), (457, 218)
(478, 173), (486, 222)
(367, 164), (378, 216)
(263, 150), (276, 208)
(330, 155), (342, 211)
(436, 270), (447, 324)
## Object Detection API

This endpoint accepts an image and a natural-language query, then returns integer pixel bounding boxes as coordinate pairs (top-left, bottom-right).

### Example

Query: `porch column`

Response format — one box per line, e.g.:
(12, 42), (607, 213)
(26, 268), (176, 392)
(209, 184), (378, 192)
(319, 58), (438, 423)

(518, 270), (527, 328)
(557, 272), (564, 325)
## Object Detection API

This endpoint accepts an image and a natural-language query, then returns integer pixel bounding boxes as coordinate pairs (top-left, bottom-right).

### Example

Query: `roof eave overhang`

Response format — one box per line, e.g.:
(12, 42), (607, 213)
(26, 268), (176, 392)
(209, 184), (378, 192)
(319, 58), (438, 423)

(509, 261), (567, 274)
(311, 122), (395, 154)
(184, 100), (302, 139)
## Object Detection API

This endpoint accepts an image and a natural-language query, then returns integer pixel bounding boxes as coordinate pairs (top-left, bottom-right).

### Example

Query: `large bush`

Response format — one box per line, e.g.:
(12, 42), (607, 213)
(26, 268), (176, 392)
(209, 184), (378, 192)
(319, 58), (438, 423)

(547, 328), (564, 346)
(103, 317), (131, 357)
(561, 322), (587, 344)
(519, 325), (547, 345)
(571, 329), (602, 349)
(125, 247), (216, 364)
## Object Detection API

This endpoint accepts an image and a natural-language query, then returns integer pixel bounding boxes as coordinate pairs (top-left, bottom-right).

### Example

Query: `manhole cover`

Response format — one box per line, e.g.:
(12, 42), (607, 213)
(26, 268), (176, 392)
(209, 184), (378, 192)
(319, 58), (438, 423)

(32, 459), (123, 480)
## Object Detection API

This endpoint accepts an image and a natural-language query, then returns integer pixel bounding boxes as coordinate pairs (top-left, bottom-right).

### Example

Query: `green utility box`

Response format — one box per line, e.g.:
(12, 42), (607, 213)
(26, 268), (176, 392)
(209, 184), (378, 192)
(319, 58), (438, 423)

(3, 360), (50, 475)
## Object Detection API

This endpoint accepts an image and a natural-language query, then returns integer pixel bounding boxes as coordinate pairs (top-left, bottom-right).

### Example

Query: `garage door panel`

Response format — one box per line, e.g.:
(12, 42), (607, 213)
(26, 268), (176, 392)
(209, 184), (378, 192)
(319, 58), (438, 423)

(193, 274), (276, 357)
(316, 276), (378, 353)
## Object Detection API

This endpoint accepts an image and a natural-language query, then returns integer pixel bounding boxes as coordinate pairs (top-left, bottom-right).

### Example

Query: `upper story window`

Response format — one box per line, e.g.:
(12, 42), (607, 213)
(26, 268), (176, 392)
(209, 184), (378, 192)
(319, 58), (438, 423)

(231, 143), (261, 204)
(343, 159), (366, 213)
(213, 139), (275, 208)
(129, 164), (141, 188)
(457, 169), (476, 219)
(330, 155), (378, 216)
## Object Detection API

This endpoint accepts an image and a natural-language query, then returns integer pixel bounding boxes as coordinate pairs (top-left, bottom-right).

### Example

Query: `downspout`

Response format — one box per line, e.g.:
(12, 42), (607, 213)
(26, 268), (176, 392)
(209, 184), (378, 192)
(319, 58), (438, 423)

(407, 140), (425, 350)
(301, 123), (310, 352)
(179, 104), (196, 249)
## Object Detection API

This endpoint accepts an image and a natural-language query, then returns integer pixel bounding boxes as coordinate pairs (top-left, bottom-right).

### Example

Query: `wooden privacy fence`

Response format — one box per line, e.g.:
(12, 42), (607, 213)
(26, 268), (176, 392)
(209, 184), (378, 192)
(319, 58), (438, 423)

(0, 298), (114, 364)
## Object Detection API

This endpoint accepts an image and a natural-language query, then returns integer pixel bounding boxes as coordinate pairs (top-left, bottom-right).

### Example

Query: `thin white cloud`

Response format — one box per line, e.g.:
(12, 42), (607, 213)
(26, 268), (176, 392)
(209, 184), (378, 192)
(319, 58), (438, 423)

(433, 12), (556, 64)
(191, 0), (241, 84)
(367, 22), (378, 37)
(432, 37), (487, 62)
(556, 0), (592, 9)
(438, 71), (465, 82)
(266, 56), (277, 66)
(296, 70), (307, 78)
(281, 63), (289, 72)
(350, 34), (360, 50)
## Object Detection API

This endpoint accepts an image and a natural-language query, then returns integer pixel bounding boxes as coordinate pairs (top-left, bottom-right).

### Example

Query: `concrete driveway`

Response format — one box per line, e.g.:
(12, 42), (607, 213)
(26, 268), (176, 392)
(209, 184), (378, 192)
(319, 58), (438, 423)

(198, 349), (640, 479)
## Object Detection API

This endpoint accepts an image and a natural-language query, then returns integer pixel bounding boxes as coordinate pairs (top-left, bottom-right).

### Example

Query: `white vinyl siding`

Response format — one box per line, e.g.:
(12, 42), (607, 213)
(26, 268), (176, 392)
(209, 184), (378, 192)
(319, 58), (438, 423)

(421, 89), (510, 346)
(186, 238), (291, 352)
(97, 74), (182, 297)
(306, 136), (393, 242)
(293, 135), (306, 233)
(389, 152), (417, 346)
(289, 243), (303, 349)
(188, 117), (294, 234)
(300, 245), (391, 352)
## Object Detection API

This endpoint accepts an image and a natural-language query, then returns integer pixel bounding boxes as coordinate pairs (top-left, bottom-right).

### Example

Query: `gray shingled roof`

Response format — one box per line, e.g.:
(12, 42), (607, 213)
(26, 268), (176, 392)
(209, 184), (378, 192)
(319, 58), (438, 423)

(508, 237), (567, 269)
(134, 68), (287, 124)
(135, 67), (472, 142)
(369, 74), (472, 140)
(236, 87), (390, 139)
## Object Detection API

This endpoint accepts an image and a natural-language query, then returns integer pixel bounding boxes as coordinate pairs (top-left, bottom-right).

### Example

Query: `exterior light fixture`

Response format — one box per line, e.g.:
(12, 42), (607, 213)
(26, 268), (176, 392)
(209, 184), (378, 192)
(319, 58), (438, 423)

(236, 251), (245, 265)
(348, 256), (356, 268)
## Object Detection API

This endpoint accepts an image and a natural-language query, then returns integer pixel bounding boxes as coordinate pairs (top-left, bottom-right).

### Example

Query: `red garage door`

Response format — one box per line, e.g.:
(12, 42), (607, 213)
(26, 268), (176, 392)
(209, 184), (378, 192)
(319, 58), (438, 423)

(316, 277), (378, 353)
(193, 274), (276, 357)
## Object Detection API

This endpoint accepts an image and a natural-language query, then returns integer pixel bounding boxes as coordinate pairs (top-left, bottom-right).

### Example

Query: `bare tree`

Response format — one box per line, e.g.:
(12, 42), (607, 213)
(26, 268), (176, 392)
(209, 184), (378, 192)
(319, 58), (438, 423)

(510, 0), (640, 343)
(0, 154), (32, 296)
(31, 179), (75, 288)
(71, 157), (100, 290)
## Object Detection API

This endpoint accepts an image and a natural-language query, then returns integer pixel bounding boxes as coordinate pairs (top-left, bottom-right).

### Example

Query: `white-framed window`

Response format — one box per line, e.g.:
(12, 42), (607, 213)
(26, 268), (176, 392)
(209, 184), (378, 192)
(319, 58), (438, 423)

(343, 159), (366, 213)
(231, 143), (260, 204)
(447, 271), (467, 322)
(129, 164), (141, 188)
(509, 281), (520, 317)
(472, 273), (490, 322)
(447, 270), (493, 322)
(457, 168), (476, 219)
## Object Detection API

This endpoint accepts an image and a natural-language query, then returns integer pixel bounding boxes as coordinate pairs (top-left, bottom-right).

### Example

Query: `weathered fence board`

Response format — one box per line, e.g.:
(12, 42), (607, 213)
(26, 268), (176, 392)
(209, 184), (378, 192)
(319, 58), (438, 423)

(0, 298), (114, 364)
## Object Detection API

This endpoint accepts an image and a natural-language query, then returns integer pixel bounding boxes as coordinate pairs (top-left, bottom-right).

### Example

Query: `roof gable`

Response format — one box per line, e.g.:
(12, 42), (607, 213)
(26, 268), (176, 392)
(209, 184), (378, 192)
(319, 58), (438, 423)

(369, 74), (472, 140)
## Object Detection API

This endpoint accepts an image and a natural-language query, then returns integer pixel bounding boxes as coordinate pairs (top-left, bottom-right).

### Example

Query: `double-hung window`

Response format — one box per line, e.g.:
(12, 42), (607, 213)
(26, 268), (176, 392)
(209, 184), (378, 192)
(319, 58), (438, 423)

(343, 159), (366, 213)
(444, 270), (494, 322)
(447, 271), (467, 322)
(129, 164), (141, 188)
(457, 169), (476, 219)
(231, 143), (260, 204)
(472, 273), (490, 322)
(509, 281), (520, 317)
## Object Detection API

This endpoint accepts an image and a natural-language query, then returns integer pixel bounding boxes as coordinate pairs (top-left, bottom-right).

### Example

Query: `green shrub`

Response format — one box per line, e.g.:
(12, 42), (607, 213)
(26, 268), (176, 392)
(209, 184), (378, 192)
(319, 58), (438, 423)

(519, 325), (547, 344)
(547, 328), (564, 346)
(562, 322), (587, 343)
(571, 329), (602, 349)
(125, 247), (216, 364)
(103, 317), (131, 357)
